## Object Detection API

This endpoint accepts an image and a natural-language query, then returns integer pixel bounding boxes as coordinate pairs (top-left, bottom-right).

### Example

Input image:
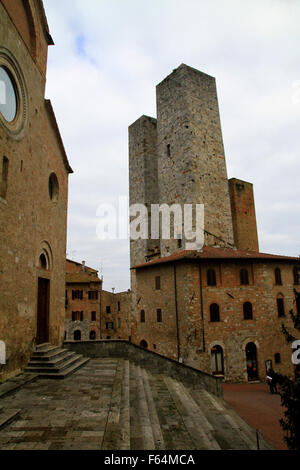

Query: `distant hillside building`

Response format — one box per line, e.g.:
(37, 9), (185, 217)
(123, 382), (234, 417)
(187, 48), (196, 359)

(129, 64), (300, 382)
(0, 0), (72, 382)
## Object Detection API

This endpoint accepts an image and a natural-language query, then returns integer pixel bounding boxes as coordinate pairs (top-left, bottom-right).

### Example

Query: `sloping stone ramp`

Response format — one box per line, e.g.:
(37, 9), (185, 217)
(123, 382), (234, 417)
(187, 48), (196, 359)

(0, 358), (272, 450)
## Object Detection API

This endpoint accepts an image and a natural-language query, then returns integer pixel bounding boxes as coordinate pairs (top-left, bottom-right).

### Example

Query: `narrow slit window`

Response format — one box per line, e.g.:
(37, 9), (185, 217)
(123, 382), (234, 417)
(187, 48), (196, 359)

(0, 156), (9, 199)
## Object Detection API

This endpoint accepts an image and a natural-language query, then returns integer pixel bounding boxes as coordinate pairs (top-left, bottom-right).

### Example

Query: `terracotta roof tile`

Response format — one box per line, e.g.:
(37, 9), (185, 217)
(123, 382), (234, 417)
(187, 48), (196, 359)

(132, 246), (300, 269)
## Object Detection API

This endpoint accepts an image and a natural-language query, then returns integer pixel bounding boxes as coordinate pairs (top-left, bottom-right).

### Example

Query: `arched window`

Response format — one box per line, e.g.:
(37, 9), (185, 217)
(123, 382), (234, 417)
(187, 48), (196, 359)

(89, 331), (96, 340)
(48, 172), (59, 201)
(274, 353), (281, 364)
(74, 330), (81, 341)
(207, 269), (216, 286)
(39, 253), (47, 269)
(211, 345), (224, 375)
(140, 340), (148, 349)
(243, 302), (253, 320)
(277, 295), (285, 317)
(140, 310), (145, 323)
(240, 269), (249, 285)
(274, 268), (282, 285)
(210, 303), (220, 322)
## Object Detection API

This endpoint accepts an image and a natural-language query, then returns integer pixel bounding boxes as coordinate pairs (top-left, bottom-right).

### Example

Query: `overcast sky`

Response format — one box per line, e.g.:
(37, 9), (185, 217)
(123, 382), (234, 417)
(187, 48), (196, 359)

(43, 0), (300, 292)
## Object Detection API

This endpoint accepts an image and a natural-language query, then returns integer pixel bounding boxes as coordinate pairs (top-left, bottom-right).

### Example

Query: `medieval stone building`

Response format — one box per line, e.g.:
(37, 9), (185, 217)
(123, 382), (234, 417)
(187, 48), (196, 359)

(0, 0), (72, 382)
(65, 259), (102, 342)
(65, 259), (131, 342)
(129, 64), (300, 382)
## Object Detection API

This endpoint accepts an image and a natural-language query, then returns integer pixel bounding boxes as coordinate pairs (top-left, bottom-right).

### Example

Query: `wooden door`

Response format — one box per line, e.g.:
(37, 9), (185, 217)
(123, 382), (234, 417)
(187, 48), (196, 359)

(36, 278), (50, 345)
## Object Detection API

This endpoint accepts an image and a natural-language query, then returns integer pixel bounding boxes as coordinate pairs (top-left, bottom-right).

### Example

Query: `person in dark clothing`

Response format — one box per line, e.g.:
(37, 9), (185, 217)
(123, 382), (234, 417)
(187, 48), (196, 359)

(267, 368), (278, 394)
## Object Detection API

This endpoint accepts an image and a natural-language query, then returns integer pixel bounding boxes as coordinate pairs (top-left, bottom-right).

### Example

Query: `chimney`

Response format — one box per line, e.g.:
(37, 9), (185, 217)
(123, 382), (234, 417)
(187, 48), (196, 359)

(82, 261), (86, 271)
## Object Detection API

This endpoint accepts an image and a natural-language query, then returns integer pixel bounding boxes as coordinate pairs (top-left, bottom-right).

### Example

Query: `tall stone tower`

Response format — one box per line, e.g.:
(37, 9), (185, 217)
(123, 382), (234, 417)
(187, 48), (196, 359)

(156, 64), (234, 256)
(129, 64), (235, 267)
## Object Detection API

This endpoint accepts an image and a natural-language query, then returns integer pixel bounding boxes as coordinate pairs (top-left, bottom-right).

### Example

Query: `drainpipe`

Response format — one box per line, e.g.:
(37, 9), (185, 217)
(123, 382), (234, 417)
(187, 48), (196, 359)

(174, 264), (181, 361)
(99, 282), (102, 339)
(199, 262), (206, 352)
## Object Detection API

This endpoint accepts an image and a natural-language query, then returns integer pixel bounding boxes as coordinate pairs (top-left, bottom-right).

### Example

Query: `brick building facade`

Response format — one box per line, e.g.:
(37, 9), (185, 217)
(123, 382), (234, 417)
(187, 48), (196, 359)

(0, 0), (72, 382)
(65, 260), (102, 341)
(129, 64), (300, 382)
(65, 260), (131, 342)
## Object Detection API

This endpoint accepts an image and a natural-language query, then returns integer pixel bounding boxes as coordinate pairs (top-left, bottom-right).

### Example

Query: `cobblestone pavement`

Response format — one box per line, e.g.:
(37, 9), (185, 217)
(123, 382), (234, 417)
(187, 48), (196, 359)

(223, 382), (288, 450)
(0, 359), (117, 450)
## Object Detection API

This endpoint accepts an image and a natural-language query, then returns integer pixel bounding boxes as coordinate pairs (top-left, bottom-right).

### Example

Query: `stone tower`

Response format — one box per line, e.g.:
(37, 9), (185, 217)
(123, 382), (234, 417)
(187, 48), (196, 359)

(129, 64), (235, 267)
(229, 178), (259, 252)
(156, 64), (234, 256)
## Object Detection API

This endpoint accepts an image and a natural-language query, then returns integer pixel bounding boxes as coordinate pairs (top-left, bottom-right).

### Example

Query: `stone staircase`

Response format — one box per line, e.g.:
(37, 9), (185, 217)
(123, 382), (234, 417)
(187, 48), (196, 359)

(0, 357), (273, 449)
(24, 343), (89, 379)
(100, 359), (272, 450)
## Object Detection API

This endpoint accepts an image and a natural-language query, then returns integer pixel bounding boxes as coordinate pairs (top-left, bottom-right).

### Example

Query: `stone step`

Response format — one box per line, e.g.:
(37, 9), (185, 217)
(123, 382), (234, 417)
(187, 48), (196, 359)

(163, 376), (220, 450)
(36, 356), (90, 379)
(142, 369), (165, 450)
(24, 353), (85, 374)
(191, 387), (272, 450)
(101, 359), (125, 450)
(129, 362), (144, 450)
(118, 360), (130, 450)
(27, 351), (76, 368)
(31, 348), (68, 362)
(32, 345), (61, 357)
(136, 365), (155, 450)
(0, 408), (21, 430)
(148, 373), (196, 450)
(35, 343), (52, 351)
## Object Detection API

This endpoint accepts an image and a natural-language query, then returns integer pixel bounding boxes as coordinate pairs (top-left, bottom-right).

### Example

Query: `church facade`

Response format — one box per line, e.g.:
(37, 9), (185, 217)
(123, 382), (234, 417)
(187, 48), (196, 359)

(0, 0), (72, 382)
(129, 64), (300, 382)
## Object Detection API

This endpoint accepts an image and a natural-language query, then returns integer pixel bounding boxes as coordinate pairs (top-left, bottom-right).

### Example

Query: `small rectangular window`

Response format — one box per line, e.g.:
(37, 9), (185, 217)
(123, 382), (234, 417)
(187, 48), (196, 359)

(106, 322), (114, 330)
(140, 310), (145, 323)
(155, 276), (161, 290)
(91, 311), (96, 321)
(88, 291), (98, 300)
(157, 309), (162, 322)
(0, 156), (9, 199)
(118, 301), (120, 311)
(118, 318), (121, 328)
(80, 311), (84, 321)
(277, 298), (285, 317)
(72, 290), (83, 300)
(106, 306), (111, 314)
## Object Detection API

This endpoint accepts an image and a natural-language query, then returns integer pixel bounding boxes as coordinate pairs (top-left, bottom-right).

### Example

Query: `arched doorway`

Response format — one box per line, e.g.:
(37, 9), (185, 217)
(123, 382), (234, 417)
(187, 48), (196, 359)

(74, 330), (81, 341)
(245, 342), (258, 381)
(211, 345), (224, 375)
(89, 331), (96, 340)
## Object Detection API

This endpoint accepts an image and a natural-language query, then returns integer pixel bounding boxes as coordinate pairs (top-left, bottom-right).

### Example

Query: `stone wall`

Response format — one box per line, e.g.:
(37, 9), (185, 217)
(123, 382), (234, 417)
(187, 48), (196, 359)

(0, 1), (70, 382)
(64, 339), (223, 397)
(131, 258), (299, 382)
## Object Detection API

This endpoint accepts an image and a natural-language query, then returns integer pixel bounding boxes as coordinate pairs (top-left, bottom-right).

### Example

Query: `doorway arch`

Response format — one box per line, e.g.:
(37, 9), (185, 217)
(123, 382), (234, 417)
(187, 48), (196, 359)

(245, 342), (258, 381)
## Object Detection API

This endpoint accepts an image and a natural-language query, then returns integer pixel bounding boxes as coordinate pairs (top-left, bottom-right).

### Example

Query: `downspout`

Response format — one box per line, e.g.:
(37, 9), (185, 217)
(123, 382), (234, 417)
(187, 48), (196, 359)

(199, 262), (206, 352)
(174, 264), (181, 361)
(99, 281), (102, 339)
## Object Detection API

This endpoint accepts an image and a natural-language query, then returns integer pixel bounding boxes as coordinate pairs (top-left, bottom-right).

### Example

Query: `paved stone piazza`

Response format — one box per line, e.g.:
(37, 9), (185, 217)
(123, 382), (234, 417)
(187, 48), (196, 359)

(0, 358), (272, 450)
